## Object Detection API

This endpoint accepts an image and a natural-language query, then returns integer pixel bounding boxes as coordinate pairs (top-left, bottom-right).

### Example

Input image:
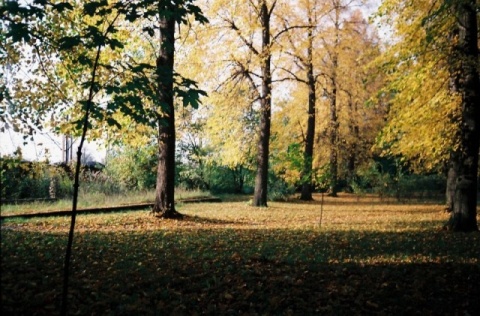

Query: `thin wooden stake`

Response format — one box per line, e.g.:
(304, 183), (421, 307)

(318, 192), (324, 228)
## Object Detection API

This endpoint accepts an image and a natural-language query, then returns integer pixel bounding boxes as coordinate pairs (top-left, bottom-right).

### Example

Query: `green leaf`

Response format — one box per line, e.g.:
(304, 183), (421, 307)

(52, 2), (73, 12)
(59, 36), (82, 50)
(142, 27), (155, 37)
(77, 54), (93, 66)
(108, 38), (124, 50)
(83, 0), (108, 16)
(106, 117), (121, 129)
(8, 23), (31, 43)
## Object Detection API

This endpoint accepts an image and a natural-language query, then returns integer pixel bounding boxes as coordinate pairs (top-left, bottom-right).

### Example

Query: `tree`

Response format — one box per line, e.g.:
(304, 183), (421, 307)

(2, 1), (208, 313)
(102, 0), (207, 218)
(319, 0), (372, 196)
(205, 83), (258, 175)
(375, 0), (479, 231)
(334, 9), (384, 185)
(275, 0), (324, 201)
(151, 4), (181, 218)
(1, 2), (130, 314)
(272, 1), (382, 196)
(252, 0), (274, 206)
(197, 0), (278, 206)
(444, 0), (479, 231)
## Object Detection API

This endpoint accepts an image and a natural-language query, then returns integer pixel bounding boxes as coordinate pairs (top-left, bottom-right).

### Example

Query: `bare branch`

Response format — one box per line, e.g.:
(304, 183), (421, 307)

(276, 66), (307, 84)
(223, 17), (260, 55)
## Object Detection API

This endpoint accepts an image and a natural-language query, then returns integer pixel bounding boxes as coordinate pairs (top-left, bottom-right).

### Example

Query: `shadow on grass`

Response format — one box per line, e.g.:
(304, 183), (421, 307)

(180, 214), (241, 226)
(1, 227), (479, 315)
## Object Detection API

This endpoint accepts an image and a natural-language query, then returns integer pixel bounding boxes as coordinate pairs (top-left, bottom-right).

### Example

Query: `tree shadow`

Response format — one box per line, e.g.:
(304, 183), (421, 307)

(1, 226), (479, 315)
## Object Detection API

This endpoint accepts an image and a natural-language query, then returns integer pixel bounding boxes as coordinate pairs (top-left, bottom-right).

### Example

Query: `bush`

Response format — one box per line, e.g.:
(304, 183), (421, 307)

(1, 157), (51, 200)
(104, 146), (157, 191)
(350, 160), (446, 201)
(1, 155), (123, 201)
(268, 172), (295, 201)
(207, 164), (254, 194)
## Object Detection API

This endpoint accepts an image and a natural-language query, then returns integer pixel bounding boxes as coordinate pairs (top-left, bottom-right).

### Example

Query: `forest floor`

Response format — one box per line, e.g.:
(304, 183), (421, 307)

(1, 193), (479, 315)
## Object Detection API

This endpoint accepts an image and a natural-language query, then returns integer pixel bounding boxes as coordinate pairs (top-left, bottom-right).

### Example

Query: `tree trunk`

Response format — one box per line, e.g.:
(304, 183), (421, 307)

(328, 84), (338, 197)
(444, 0), (479, 231)
(300, 39), (316, 201)
(445, 159), (457, 212)
(253, 1), (272, 207)
(347, 99), (359, 181)
(328, 4), (341, 197)
(152, 9), (182, 219)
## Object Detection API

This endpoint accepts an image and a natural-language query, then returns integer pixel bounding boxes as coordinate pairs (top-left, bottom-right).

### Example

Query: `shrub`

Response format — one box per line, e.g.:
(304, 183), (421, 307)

(350, 160), (446, 201)
(268, 172), (295, 201)
(1, 156), (51, 200)
(104, 146), (157, 191)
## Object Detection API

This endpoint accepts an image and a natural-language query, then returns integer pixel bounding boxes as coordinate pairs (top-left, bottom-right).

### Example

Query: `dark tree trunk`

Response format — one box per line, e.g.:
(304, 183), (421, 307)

(253, 1), (272, 207)
(444, 0), (479, 231)
(300, 28), (316, 201)
(152, 10), (182, 219)
(347, 100), (359, 184)
(328, 5), (341, 197)
(328, 84), (338, 197)
(232, 165), (245, 194)
(445, 159), (457, 212)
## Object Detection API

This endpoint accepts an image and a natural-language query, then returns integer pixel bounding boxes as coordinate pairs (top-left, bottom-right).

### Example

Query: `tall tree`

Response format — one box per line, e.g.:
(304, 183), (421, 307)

(273, 1), (381, 196)
(2, 2), (131, 313)
(253, 0), (274, 206)
(152, 4), (180, 217)
(325, 1), (341, 196)
(375, 0), (479, 231)
(319, 0), (370, 196)
(444, 0), (479, 231)
(102, 1), (207, 218)
(275, 0), (324, 201)
(201, 0), (278, 206)
(2, 0), (208, 222)
(336, 9), (384, 183)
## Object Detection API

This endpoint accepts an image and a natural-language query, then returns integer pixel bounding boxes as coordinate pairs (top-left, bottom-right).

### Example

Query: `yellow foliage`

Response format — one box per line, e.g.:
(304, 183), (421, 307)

(373, 0), (461, 172)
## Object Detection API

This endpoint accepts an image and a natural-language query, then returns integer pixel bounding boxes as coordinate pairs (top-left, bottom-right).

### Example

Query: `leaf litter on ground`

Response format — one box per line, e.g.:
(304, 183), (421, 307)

(1, 193), (479, 315)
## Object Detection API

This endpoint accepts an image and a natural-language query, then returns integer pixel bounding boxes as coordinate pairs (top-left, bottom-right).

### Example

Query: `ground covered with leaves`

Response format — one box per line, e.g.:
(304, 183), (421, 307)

(1, 194), (479, 315)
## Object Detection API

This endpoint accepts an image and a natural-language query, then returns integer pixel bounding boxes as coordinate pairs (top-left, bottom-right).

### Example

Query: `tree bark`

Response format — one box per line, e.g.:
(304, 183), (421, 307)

(253, 0), (272, 207)
(152, 9), (182, 219)
(347, 98), (359, 181)
(444, 0), (479, 231)
(328, 83), (338, 197)
(445, 159), (457, 212)
(300, 26), (316, 201)
(327, 4), (341, 197)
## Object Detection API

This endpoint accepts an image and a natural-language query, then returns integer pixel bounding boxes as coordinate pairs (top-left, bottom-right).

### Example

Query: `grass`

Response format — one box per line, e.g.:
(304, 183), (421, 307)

(0, 188), (211, 215)
(1, 193), (479, 315)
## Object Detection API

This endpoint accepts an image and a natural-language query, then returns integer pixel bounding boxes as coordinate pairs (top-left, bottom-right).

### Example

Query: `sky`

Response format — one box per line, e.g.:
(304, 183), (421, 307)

(0, 127), (105, 163)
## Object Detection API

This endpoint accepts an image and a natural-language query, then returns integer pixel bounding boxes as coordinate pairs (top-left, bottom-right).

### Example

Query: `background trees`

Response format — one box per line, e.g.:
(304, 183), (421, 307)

(271, 1), (383, 196)
(2, 0), (478, 229)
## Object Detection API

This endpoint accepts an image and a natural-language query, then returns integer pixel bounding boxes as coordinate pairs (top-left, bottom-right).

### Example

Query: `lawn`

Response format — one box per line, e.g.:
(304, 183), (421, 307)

(1, 193), (479, 315)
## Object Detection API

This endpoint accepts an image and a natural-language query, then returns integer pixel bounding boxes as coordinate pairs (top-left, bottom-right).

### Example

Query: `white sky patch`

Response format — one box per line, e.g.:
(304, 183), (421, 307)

(0, 127), (106, 163)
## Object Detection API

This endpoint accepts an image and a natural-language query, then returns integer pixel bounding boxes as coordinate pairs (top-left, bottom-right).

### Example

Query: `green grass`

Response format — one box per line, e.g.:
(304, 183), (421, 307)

(1, 193), (479, 315)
